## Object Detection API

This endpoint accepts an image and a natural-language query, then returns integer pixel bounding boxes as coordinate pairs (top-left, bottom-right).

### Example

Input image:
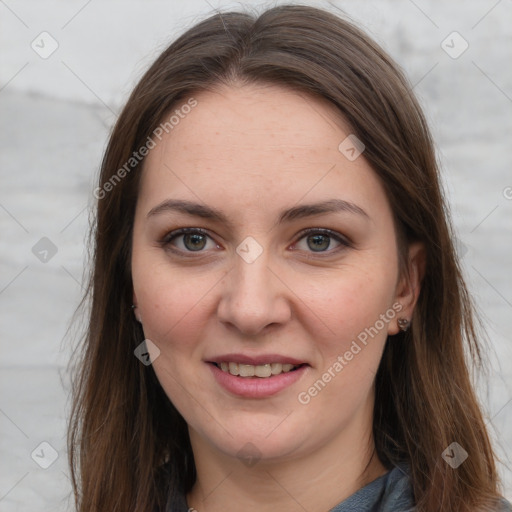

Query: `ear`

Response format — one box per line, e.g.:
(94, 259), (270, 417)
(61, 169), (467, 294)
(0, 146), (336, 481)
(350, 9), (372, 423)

(132, 291), (143, 323)
(388, 242), (426, 335)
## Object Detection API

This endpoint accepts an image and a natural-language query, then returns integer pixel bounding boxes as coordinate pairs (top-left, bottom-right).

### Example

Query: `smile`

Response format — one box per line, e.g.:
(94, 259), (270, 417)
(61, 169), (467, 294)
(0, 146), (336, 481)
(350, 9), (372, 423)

(215, 362), (303, 378)
(208, 360), (309, 398)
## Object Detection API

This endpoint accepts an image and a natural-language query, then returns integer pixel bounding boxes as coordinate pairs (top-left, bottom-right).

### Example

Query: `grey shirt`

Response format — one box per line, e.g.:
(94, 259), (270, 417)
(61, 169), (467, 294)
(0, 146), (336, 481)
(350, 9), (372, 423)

(330, 464), (414, 511)
(167, 464), (512, 511)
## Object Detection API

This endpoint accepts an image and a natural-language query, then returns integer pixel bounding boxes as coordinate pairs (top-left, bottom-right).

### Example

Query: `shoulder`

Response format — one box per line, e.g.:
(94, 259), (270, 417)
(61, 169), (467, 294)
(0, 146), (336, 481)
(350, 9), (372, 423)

(497, 497), (512, 511)
(379, 464), (415, 511)
(329, 463), (415, 512)
(382, 464), (512, 512)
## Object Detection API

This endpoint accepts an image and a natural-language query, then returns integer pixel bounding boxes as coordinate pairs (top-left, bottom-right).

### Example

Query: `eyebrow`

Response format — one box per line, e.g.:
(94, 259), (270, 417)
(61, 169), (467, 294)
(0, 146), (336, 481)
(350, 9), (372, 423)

(146, 198), (369, 226)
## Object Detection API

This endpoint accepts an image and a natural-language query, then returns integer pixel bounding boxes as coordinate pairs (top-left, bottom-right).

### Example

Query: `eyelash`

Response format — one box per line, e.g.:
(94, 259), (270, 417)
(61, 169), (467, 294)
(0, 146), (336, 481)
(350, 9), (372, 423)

(159, 227), (352, 258)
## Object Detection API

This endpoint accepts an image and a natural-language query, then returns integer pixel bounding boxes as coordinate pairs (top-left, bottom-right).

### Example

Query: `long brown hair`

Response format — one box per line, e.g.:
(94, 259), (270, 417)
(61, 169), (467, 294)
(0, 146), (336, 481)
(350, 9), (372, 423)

(67, 4), (506, 511)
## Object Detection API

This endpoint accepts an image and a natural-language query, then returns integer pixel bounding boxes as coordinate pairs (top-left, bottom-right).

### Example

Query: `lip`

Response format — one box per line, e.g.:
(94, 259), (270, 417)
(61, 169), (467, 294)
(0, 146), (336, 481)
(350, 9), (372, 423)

(207, 361), (309, 398)
(207, 353), (307, 366)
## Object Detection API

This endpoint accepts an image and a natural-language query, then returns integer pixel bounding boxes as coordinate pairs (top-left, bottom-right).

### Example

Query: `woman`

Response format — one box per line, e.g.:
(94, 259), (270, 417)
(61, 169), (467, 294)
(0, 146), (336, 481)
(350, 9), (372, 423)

(67, 4), (511, 511)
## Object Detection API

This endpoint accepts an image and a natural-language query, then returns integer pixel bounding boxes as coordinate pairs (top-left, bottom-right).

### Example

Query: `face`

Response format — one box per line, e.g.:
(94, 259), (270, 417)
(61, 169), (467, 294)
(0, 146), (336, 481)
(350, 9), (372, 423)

(131, 83), (417, 465)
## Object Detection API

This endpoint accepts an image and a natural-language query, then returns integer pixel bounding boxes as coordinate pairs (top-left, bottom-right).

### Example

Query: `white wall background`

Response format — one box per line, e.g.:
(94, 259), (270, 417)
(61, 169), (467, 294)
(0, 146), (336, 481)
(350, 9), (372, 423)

(0, 0), (511, 510)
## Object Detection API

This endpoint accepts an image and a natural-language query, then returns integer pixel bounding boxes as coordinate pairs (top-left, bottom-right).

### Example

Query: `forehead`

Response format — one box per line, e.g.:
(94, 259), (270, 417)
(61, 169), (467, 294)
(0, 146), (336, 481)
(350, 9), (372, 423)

(146, 83), (351, 169)
(138, 84), (389, 223)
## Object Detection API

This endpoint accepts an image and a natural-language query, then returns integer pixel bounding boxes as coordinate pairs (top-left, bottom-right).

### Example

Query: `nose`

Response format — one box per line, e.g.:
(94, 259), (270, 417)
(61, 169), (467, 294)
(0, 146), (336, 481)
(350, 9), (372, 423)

(216, 246), (292, 337)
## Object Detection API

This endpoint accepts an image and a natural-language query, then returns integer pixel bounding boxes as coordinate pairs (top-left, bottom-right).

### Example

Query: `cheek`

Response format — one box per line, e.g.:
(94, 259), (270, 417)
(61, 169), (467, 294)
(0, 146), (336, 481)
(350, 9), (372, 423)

(294, 275), (394, 419)
(132, 253), (221, 350)
(299, 266), (396, 341)
(292, 261), (398, 403)
(132, 262), (219, 414)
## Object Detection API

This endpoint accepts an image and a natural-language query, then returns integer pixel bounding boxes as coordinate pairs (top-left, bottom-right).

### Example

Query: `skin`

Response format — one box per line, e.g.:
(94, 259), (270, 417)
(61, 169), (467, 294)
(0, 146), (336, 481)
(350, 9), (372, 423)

(131, 83), (424, 512)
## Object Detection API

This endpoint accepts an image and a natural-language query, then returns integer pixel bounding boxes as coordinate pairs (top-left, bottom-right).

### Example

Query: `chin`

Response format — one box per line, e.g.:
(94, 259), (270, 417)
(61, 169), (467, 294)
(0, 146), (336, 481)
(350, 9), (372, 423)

(193, 415), (312, 464)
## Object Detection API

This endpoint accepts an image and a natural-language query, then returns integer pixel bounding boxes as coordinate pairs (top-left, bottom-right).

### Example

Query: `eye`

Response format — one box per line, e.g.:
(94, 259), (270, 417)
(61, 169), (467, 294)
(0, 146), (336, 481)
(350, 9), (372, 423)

(160, 228), (219, 253)
(292, 228), (351, 255)
(160, 227), (351, 257)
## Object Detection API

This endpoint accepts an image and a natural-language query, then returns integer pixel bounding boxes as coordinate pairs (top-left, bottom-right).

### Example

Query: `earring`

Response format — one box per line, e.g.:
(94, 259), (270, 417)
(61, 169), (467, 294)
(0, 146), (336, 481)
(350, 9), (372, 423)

(132, 304), (142, 323)
(397, 318), (410, 332)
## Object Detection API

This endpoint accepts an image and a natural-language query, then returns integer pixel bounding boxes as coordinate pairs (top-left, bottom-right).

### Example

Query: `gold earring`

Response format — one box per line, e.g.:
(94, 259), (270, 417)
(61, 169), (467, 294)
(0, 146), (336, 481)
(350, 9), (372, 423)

(397, 318), (410, 332)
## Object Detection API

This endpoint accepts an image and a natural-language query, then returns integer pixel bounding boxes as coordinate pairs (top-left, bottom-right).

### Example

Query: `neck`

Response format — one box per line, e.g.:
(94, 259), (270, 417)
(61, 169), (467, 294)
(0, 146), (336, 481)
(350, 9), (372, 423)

(186, 417), (387, 512)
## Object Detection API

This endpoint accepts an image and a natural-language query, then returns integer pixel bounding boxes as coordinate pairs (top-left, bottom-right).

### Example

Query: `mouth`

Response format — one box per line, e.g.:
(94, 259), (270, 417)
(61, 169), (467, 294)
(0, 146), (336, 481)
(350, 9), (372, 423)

(206, 353), (310, 397)
(211, 361), (307, 378)
(207, 360), (309, 398)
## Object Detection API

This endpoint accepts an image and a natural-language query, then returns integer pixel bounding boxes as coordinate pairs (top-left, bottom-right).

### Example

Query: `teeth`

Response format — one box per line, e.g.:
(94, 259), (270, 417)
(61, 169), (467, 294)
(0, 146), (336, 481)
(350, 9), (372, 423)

(270, 363), (282, 375)
(239, 364), (255, 377)
(218, 362), (300, 378)
(255, 364), (272, 378)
